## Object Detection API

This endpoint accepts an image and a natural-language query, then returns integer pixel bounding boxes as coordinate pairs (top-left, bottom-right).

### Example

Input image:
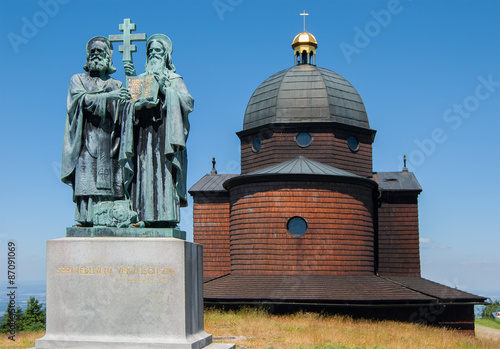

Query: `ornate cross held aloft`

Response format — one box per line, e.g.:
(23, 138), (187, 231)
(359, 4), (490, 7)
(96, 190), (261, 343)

(109, 18), (147, 62)
(300, 10), (309, 32)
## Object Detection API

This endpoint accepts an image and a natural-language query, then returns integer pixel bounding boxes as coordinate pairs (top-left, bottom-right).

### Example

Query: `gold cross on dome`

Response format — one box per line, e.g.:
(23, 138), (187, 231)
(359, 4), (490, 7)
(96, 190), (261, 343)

(300, 11), (309, 32)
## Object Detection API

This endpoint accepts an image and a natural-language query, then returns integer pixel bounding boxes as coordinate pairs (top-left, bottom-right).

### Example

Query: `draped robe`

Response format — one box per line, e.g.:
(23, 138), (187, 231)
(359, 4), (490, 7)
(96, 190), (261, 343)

(61, 73), (125, 224)
(120, 72), (194, 226)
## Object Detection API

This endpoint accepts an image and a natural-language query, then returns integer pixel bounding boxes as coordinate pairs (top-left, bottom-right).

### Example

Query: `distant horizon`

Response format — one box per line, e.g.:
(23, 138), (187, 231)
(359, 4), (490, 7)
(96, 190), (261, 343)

(1, 280), (498, 304)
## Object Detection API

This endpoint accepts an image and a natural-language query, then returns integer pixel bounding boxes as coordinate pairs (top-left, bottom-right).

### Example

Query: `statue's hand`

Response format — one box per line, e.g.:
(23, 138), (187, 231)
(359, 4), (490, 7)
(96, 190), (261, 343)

(134, 97), (159, 110)
(124, 62), (136, 76)
(154, 73), (170, 89)
(105, 87), (131, 101)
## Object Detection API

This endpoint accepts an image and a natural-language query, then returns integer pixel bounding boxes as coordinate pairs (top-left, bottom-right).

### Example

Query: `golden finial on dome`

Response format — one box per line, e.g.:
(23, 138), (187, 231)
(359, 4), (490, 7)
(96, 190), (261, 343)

(292, 11), (317, 65)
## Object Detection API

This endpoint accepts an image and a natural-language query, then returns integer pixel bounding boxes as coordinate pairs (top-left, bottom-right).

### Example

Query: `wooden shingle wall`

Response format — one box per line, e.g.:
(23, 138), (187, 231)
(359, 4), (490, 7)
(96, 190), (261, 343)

(377, 194), (421, 276)
(229, 181), (375, 275)
(192, 194), (232, 278)
(240, 126), (373, 177)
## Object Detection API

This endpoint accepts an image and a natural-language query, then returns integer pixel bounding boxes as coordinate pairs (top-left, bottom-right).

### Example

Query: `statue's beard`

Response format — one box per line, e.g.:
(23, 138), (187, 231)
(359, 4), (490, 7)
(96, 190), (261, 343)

(87, 55), (109, 74)
(145, 55), (166, 75)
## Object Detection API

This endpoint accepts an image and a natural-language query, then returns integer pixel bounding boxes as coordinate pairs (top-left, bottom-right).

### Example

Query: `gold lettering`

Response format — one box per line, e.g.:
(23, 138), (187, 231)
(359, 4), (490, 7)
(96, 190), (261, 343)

(161, 267), (175, 276)
(139, 267), (159, 275)
(117, 267), (136, 275)
(55, 266), (105, 276)
(55, 266), (176, 278)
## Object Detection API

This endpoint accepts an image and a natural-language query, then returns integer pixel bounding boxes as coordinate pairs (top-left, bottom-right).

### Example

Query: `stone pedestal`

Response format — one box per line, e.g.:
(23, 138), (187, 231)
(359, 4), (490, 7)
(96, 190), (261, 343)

(34, 237), (234, 349)
(66, 227), (186, 239)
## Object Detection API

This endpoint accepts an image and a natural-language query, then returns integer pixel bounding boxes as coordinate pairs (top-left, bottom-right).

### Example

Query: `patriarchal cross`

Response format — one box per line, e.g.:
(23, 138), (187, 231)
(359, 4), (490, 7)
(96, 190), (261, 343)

(109, 18), (146, 62)
(300, 10), (309, 32)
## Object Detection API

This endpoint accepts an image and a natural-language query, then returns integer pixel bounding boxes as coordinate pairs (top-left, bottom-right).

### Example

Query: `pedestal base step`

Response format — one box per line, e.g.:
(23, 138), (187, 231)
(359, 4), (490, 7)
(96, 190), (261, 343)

(66, 226), (186, 239)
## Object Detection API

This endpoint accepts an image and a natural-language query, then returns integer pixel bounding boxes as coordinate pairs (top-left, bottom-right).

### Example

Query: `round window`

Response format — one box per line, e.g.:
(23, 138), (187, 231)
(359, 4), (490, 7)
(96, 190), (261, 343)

(287, 216), (308, 237)
(296, 132), (312, 147)
(347, 136), (359, 152)
(252, 137), (261, 152)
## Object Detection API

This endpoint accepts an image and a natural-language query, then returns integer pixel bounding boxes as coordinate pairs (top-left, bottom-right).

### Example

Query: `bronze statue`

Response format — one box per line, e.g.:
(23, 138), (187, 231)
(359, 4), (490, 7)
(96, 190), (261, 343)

(61, 36), (131, 226)
(62, 25), (194, 231)
(123, 34), (194, 228)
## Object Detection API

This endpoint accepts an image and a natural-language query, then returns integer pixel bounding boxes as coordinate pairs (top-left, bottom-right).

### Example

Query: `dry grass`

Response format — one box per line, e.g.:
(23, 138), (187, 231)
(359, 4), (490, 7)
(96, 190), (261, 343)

(205, 307), (500, 349)
(2, 310), (498, 349)
(0, 331), (44, 349)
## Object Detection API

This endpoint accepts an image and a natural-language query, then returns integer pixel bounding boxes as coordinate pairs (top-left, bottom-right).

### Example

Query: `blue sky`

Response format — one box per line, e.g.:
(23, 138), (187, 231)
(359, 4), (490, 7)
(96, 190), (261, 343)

(0, 0), (498, 300)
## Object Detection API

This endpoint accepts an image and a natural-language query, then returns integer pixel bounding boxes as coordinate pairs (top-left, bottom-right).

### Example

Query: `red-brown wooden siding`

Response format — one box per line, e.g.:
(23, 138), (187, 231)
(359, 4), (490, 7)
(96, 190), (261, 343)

(192, 195), (231, 278)
(240, 127), (373, 177)
(377, 195), (421, 276)
(229, 181), (375, 275)
(332, 129), (372, 178)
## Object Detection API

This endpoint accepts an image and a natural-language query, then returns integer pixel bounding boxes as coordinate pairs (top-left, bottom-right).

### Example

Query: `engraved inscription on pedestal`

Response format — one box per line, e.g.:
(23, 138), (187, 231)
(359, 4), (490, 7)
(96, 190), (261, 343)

(35, 238), (215, 349)
(54, 265), (175, 283)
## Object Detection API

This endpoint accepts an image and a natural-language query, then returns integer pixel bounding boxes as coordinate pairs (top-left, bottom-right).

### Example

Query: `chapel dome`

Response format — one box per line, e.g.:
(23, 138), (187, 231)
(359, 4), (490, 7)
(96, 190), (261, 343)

(243, 64), (370, 131)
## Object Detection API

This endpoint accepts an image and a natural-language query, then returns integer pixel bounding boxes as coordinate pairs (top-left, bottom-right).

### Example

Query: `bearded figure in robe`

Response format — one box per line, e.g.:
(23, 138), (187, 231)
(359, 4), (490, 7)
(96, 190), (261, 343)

(123, 34), (194, 228)
(62, 36), (131, 226)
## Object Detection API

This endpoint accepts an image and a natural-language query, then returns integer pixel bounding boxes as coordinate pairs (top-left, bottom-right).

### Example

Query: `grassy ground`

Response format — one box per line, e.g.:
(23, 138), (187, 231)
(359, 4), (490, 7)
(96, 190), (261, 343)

(205, 307), (498, 349)
(0, 331), (43, 349)
(2, 309), (498, 349)
(476, 318), (500, 331)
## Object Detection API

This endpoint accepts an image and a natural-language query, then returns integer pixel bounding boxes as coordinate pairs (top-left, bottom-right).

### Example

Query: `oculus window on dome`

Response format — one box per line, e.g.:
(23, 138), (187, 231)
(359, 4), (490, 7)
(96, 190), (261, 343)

(296, 132), (312, 147)
(252, 137), (261, 152)
(347, 136), (360, 152)
(287, 217), (308, 237)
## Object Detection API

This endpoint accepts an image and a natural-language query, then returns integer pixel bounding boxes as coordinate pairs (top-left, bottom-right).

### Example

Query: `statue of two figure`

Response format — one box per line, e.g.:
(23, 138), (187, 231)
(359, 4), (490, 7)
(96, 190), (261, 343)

(61, 35), (194, 229)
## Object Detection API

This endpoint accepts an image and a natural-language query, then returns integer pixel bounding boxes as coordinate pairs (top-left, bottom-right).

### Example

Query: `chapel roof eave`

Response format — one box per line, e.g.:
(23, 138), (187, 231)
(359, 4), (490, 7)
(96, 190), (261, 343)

(188, 173), (238, 194)
(372, 171), (422, 194)
(236, 121), (377, 141)
(223, 173), (378, 192)
(223, 156), (378, 191)
(203, 275), (487, 304)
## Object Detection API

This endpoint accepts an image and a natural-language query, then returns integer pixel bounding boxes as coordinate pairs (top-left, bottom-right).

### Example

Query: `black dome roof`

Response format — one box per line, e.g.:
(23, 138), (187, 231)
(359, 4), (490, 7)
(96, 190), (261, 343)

(243, 64), (369, 131)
